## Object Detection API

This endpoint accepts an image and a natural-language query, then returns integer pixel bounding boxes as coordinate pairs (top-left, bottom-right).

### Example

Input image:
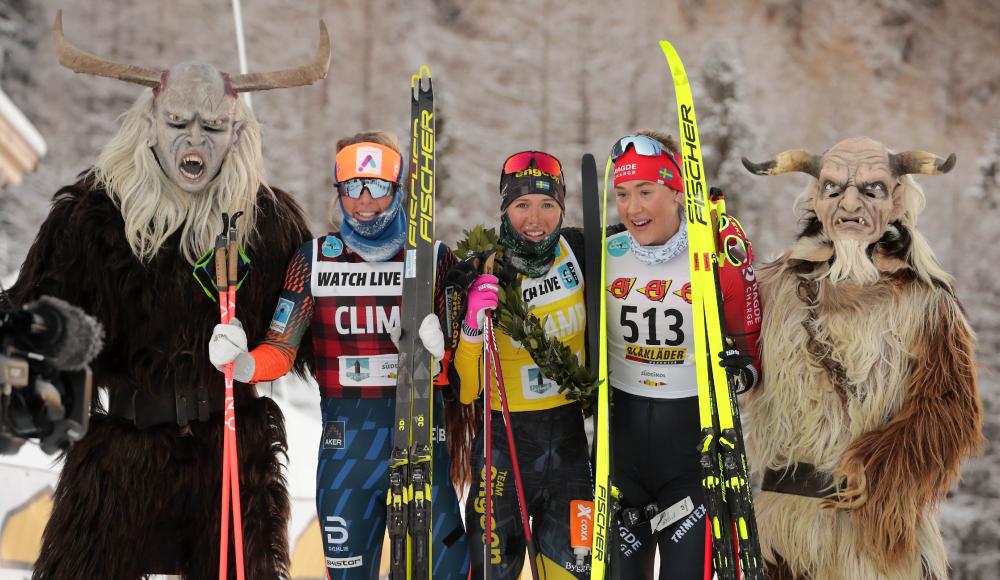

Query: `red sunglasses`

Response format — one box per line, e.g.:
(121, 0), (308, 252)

(502, 151), (562, 176)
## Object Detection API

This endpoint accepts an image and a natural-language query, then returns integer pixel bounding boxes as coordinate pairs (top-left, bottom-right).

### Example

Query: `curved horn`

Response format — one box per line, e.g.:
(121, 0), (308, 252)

(741, 149), (821, 178)
(889, 150), (956, 176)
(230, 20), (331, 93)
(52, 10), (161, 87)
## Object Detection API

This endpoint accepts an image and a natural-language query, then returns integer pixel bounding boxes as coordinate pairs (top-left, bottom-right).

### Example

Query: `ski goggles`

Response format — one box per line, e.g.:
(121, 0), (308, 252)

(334, 142), (403, 184)
(611, 135), (682, 172)
(336, 178), (397, 199)
(611, 135), (683, 189)
(500, 151), (566, 210)
(502, 151), (562, 177)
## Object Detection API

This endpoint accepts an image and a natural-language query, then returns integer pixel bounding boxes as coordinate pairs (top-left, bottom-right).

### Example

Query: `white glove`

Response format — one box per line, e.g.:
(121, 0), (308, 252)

(388, 314), (446, 360)
(209, 318), (248, 367)
(418, 314), (446, 360)
(389, 324), (402, 350)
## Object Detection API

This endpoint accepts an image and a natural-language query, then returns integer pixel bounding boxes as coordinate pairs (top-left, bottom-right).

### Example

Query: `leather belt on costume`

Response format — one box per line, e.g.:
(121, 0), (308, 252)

(108, 382), (258, 430)
(761, 464), (838, 499)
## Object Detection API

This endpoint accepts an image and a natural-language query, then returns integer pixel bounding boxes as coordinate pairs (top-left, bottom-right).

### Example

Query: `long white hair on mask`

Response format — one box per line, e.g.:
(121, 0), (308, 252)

(92, 91), (269, 264)
(793, 174), (952, 288)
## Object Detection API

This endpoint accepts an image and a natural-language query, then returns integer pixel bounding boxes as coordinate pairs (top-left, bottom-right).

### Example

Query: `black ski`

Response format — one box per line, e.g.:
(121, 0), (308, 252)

(582, 155), (602, 398)
(580, 153), (607, 577)
(388, 65), (435, 580)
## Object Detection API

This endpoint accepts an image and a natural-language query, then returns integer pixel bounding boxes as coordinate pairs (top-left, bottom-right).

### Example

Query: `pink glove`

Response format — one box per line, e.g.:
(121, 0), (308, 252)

(465, 274), (499, 330)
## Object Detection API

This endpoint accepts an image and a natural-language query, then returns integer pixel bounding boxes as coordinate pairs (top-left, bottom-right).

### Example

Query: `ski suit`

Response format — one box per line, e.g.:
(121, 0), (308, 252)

(455, 230), (593, 580)
(604, 219), (761, 580)
(241, 233), (469, 580)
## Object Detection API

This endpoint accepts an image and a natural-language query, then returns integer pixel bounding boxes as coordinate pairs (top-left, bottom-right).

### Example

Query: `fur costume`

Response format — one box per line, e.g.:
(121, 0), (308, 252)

(12, 176), (310, 578)
(9, 12), (328, 579)
(743, 138), (983, 579)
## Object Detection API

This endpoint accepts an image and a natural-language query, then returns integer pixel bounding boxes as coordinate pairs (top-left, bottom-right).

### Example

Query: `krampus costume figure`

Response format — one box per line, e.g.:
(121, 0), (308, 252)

(10, 13), (328, 579)
(741, 137), (983, 580)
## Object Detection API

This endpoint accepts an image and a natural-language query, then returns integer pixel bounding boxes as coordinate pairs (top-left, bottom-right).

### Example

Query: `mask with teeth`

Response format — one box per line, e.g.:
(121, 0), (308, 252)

(148, 64), (240, 194)
(744, 137), (957, 286)
(743, 136), (956, 245)
(812, 138), (903, 243)
(52, 12), (331, 197)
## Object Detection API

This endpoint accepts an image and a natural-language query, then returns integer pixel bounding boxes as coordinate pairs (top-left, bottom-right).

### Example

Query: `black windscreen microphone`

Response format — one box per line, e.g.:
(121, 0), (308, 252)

(5, 295), (104, 371)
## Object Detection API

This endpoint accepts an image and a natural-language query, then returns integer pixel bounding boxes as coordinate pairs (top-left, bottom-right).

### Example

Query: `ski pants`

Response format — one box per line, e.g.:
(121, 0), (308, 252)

(466, 402), (593, 580)
(317, 394), (470, 579)
(611, 391), (708, 580)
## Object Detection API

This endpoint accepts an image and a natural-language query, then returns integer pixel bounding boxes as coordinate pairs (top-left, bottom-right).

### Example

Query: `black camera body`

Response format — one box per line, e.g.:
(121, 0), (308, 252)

(0, 293), (102, 455)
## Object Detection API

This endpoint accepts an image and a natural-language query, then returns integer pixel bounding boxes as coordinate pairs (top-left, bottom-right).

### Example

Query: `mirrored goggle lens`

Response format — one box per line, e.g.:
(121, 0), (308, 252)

(610, 135), (664, 160)
(337, 178), (395, 199)
(502, 151), (562, 176)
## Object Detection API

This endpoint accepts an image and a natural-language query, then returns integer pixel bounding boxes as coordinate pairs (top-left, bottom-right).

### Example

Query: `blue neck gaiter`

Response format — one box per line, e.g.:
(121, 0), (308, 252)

(339, 188), (406, 262)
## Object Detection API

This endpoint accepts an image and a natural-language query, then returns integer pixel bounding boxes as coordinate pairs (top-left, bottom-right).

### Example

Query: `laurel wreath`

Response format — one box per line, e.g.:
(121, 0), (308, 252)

(456, 225), (597, 409)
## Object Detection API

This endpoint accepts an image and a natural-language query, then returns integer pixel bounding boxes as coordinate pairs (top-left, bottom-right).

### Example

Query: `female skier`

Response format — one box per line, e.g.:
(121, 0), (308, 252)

(209, 131), (470, 579)
(453, 150), (593, 580)
(605, 131), (761, 579)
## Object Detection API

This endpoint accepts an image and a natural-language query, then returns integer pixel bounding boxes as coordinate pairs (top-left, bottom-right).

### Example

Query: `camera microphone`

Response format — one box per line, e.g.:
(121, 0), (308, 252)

(7, 295), (104, 371)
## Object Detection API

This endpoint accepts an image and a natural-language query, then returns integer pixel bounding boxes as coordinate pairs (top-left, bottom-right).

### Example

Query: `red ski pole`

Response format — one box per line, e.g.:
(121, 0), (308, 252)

(483, 327), (494, 580)
(214, 214), (232, 579)
(215, 212), (246, 580)
(226, 212), (246, 580)
(484, 314), (540, 580)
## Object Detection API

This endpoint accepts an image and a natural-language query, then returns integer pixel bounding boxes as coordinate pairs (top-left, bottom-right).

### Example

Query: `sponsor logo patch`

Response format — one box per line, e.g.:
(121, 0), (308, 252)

(669, 504), (707, 544)
(613, 162), (637, 180)
(673, 282), (692, 304)
(338, 353), (399, 387)
(607, 235), (629, 257)
(637, 279), (671, 302)
(617, 524), (643, 558)
(571, 500), (594, 549)
(355, 146), (382, 175)
(326, 555), (363, 569)
(625, 345), (687, 365)
(607, 277), (636, 299)
(322, 421), (346, 450)
(344, 357), (370, 382)
(323, 515), (351, 557)
(321, 236), (344, 258)
(525, 367), (556, 396)
(269, 298), (294, 333)
(557, 262), (580, 289)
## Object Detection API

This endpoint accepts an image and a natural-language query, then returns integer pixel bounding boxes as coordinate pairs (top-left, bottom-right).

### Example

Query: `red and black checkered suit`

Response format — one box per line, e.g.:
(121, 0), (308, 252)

(258, 233), (455, 398)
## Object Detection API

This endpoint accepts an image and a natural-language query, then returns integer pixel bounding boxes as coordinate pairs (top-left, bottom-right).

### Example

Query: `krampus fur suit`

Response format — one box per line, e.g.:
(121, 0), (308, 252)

(741, 137), (983, 580)
(11, 13), (329, 579)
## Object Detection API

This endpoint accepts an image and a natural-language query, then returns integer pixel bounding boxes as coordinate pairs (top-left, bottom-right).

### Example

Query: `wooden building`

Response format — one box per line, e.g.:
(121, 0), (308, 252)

(0, 87), (46, 189)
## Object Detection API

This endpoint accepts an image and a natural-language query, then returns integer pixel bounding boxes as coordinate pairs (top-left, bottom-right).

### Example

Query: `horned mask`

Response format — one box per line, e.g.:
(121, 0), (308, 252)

(742, 137), (955, 244)
(53, 10), (330, 193)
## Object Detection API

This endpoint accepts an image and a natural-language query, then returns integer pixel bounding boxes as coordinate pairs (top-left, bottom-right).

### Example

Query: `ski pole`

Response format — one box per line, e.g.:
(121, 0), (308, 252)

(483, 327), (494, 580)
(484, 314), (540, 580)
(215, 214), (232, 580)
(215, 212), (246, 580)
(226, 212), (246, 580)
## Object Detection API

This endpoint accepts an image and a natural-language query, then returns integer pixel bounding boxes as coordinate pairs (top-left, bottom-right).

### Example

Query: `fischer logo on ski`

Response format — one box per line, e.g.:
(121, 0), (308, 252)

(387, 65), (435, 580)
(659, 40), (764, 580)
